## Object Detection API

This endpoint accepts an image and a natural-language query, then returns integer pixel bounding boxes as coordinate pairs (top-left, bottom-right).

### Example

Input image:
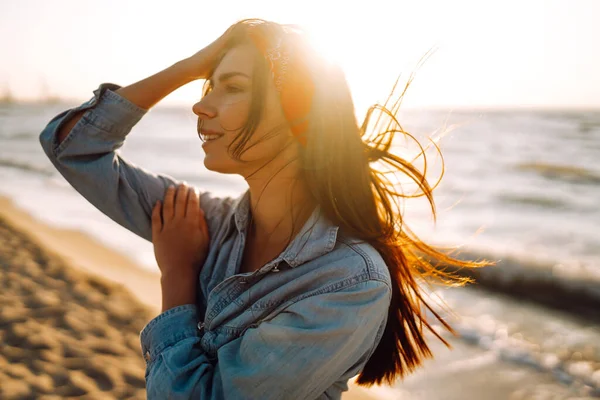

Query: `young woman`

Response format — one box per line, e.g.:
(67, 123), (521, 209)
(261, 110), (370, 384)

(40, 19), (490, 399)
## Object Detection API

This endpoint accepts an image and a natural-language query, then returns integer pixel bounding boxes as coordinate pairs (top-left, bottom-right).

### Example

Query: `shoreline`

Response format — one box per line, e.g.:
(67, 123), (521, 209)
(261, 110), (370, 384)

(0, 195), (378, 399)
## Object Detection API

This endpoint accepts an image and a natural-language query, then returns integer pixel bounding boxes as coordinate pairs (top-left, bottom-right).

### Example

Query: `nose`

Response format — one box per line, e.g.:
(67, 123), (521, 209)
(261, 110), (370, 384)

(192, 97), (217, 119)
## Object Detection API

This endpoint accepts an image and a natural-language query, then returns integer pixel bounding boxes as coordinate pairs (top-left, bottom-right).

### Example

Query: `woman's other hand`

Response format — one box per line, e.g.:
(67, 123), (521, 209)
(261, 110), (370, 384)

(151, 183), (210, 281)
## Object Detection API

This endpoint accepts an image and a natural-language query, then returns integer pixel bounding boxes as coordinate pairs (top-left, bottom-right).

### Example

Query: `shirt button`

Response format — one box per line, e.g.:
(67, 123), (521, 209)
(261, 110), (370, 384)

(144, 351), (151, 362)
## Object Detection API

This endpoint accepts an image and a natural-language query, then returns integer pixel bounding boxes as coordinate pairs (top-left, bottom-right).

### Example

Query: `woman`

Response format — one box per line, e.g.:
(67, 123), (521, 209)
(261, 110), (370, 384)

(39, 19), (490, 399)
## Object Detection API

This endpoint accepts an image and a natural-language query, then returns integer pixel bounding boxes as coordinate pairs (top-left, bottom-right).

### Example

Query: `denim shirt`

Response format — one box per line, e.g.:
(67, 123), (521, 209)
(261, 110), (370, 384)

(39, 83), (392, 400)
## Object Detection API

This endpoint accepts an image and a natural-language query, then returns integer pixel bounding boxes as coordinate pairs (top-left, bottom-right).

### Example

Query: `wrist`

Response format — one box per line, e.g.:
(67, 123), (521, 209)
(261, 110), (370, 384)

(161, 296), (195, 313)
(160, 271), (198, 285)
(174, 58), (205, 81)
(160, 273), (198, 295)
(160, 285), (196, 313)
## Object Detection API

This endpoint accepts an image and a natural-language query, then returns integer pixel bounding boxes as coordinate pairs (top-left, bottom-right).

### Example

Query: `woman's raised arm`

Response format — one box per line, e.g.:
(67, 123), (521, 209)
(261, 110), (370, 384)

(56, 23), (237, 143)
(38, 59), (227, 243)
(55, 60), (194, 146)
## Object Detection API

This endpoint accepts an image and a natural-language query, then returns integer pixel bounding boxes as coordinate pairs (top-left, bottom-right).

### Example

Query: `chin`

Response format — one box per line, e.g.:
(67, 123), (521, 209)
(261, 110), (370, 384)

(203, 157), (238, 175)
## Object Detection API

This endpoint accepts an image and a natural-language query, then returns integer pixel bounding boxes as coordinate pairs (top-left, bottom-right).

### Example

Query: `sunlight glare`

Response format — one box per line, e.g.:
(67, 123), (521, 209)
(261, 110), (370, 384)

(304, 26), (349, 72)
(300, 21), (390, 121)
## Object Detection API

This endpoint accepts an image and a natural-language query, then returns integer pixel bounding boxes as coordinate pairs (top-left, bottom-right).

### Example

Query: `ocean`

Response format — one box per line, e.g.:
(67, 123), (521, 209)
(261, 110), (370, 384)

(1, 100), (599, 397)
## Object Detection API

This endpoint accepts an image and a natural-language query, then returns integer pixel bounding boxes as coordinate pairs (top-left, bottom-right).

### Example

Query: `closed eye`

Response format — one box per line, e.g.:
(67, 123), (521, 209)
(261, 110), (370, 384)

(226, 85), (244, 93)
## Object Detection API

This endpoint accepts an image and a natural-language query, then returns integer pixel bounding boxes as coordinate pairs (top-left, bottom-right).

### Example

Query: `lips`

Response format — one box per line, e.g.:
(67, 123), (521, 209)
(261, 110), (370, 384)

(199, 128), (224, 142)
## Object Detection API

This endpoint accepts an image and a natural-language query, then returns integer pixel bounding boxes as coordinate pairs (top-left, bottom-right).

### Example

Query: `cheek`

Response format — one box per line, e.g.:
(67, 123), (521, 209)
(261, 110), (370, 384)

(219, 98), (250, 131)
(242, 111), (292, 161)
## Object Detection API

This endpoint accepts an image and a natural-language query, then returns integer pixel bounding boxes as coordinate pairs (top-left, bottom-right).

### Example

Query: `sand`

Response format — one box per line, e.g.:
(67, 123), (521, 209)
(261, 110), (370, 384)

(0, 196), (377, 399)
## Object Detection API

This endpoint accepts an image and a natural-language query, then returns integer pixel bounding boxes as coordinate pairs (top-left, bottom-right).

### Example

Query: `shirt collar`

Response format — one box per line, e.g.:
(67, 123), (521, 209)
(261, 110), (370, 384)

(230, 189), (339, 268)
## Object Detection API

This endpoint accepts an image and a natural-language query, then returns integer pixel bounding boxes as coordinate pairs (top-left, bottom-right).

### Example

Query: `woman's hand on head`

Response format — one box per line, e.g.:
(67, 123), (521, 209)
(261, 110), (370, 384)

(151, 183), (210, 281)
(180, 23), (242, 80)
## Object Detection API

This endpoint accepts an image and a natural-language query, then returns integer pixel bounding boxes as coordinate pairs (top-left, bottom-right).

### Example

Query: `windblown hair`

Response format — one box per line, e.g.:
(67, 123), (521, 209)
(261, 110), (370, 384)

(203, 18), (494, 386)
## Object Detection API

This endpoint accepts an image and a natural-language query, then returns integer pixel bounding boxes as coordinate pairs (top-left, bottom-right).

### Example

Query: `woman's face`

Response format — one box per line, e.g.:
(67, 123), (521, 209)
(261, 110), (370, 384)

(192, 43), (293, 176)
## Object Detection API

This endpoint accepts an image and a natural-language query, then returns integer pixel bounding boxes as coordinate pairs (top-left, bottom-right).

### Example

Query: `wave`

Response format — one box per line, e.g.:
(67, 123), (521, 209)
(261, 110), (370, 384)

(498, 193), (568, 209)
(435, 248), (600, 394)
(0, 159), (53, 176)
(453, 314), (600, 396)
(579, 120), (600, 134)
(443, 249), (600, 323)
(515, 162), (600, 186)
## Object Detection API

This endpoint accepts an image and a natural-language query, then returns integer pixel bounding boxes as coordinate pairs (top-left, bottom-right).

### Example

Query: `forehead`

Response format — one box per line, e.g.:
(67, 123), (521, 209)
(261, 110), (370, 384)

(213, 44), (257, 78)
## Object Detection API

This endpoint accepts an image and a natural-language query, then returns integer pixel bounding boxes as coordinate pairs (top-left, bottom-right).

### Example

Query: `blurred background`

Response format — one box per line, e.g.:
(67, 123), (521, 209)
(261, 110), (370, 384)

(1, 0), (599, 398)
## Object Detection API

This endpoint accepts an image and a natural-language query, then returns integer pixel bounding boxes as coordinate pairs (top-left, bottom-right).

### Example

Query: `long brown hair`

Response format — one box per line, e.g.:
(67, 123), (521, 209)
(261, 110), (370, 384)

(207, 19), (494, 387)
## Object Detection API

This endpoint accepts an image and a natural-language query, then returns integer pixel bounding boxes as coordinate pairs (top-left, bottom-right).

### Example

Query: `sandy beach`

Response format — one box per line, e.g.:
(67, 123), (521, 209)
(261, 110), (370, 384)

(0, 196), (377, 399)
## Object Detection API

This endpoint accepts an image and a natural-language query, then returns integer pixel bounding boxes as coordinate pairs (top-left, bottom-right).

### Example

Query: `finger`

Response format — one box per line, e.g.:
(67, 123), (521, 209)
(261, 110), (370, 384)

(200, 214), (209, 239)
(198, 205), (209, 239)
(175, 183), (189, 219)
(186, 187), (199, 219)
(151, 201), (162, 238)
(222, 24), (237, 40)
(197, 194), (208, 235)
(163, 185), (176, 221)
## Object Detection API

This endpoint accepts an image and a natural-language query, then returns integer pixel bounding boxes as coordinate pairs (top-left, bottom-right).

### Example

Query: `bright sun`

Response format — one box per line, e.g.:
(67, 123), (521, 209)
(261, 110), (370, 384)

(300, 23), (388, 120)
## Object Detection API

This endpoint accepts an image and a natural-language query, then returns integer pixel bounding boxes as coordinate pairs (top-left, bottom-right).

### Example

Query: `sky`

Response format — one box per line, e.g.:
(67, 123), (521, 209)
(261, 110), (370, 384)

(1, 0), (599, 113)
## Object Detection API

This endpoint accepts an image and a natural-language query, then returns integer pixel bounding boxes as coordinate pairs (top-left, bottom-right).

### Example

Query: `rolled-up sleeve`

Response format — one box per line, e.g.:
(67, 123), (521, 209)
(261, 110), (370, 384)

(139, 279), (391, 399)
(38, 83), (225, 243)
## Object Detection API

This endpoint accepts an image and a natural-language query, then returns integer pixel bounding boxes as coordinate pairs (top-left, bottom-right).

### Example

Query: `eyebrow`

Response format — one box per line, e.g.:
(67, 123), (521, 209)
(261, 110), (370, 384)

(209, 72), (251, 86)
